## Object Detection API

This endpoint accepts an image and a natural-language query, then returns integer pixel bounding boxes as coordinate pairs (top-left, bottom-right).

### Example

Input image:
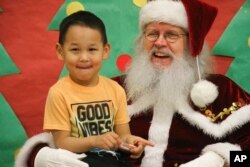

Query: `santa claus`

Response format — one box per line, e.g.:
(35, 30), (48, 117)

(15, 0), (250, 167)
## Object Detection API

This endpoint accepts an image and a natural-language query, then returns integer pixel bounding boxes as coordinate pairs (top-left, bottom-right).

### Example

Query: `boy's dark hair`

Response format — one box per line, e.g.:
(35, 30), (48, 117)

(59, 10), (108, 45)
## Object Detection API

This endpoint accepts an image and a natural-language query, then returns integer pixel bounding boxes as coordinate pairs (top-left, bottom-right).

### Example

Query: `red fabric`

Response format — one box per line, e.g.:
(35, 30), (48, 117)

(127, 74), (250, 166)
(27, 143), (48, 167)
(206, 75), (250, 119)
(181, 0), (218, 57)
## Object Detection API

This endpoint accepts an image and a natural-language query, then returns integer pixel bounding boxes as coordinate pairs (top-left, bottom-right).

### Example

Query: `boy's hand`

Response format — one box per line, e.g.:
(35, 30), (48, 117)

(123, 135), (154, 159)
(93, 132), (121, 150)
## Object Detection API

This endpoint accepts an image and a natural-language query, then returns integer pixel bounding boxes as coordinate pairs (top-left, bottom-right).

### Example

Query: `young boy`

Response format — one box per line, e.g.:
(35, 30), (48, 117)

(44, 10), (153, 167)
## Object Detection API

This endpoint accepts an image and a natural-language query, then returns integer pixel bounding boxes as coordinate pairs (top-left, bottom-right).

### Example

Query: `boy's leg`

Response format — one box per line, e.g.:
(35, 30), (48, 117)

(83, 152), (134, 167)
(83, 153), (117, 167)
(117, 158), (134, 167)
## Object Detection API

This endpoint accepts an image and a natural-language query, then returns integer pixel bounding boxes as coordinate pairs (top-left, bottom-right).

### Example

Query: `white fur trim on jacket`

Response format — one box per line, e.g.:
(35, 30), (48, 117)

(15, 132), (55, 167)
(140, 0), (187, 30)
(127, 96), (154, 117)
(140, 102), (175, 167)
(202, 142), (241, 165)
(178, 103), (250, 139)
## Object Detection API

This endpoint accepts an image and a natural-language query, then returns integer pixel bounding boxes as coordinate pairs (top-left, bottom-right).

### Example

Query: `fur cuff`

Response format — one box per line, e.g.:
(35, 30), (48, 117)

(202, 142), (241, 165)
(15, 132), (55, 167)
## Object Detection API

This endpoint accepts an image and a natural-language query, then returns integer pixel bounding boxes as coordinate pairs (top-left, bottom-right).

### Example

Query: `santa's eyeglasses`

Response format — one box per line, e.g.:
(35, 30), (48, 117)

(144, 30), (188, 43)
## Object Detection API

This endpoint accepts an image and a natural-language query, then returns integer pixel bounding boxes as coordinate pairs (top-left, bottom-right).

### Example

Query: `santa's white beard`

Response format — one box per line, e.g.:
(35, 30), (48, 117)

(125, 47), (197, 113)
(125, 46), (198, 167)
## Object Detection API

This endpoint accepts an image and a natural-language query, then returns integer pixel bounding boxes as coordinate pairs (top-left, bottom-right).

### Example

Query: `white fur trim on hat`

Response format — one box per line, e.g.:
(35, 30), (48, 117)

(140, 0), (187, 29)
(190, 80), (218, 108)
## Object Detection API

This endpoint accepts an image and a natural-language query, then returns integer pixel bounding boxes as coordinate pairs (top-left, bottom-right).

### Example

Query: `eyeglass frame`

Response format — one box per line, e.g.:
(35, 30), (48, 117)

(144, 30), (188, 43)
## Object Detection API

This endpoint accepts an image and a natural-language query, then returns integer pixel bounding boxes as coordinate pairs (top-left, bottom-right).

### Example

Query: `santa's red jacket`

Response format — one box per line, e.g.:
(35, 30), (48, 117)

(16, 74), (250, 167)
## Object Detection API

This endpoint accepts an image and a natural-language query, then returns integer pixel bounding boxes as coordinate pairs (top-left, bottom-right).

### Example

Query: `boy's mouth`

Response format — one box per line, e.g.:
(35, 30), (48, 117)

(76, 64), (92, 69)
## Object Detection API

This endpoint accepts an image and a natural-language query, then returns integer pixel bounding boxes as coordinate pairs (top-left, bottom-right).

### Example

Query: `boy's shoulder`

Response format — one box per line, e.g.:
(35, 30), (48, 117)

(49, 76), (70, 91)
(100, 75), (125, 90)
(100, 75), (119, 85)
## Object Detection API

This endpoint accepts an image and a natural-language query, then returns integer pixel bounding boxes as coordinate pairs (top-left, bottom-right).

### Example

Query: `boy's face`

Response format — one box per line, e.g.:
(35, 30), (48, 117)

(56, 25), (110, 86)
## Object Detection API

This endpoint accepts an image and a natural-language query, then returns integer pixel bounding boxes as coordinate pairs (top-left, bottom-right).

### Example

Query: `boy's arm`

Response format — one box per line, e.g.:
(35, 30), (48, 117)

(51, 130), (95, 153)
(51, 130), (122, 153)
(114, 123), (132, 142)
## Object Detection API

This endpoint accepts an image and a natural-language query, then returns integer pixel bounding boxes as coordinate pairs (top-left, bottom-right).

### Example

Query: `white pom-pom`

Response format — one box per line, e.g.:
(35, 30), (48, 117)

(190, 80), (218, 108)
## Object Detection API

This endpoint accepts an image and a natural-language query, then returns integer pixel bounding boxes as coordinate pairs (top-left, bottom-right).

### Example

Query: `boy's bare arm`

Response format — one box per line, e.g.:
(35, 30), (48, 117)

(51, 130), (122, 153)
(52, 130), (94, 153)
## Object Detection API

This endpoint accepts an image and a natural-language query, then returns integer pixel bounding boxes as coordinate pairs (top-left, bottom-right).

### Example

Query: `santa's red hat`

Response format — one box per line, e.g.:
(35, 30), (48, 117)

(140, 0), (218, 57)
(139, 0), (219, 107)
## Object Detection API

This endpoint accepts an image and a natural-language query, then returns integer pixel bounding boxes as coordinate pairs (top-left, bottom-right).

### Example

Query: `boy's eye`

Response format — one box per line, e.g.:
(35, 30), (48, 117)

(89, 48), (98, 52)
(70, 48), (81, 54)
(71, 48), (80, 51)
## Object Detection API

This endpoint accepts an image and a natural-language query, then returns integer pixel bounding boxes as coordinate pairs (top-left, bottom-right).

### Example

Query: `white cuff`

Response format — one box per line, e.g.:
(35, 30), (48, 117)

(180, 151), (224, 167)
(15, 132), (54, 167)
(202, 142), (241, 165)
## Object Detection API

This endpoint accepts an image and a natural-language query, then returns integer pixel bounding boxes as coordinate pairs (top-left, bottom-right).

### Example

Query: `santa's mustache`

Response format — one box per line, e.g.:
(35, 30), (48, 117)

(149, 47), (175, 58)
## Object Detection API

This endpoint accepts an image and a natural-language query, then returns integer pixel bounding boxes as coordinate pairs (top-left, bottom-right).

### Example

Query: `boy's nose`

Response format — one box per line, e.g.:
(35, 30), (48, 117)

(79, 53), (89, 61)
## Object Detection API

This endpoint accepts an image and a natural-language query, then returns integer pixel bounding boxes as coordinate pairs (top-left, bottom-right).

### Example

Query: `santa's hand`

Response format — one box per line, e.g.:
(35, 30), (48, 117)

(34, 147), (88, 167)
(179, 151), (225, 167)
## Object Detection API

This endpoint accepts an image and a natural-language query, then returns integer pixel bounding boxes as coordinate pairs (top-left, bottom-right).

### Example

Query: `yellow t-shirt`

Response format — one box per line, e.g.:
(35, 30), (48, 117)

(43, 75), (130, 138)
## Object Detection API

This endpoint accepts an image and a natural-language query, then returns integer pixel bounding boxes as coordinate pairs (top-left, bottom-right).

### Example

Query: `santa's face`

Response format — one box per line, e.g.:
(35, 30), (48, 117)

(143, 22), (188, 69)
